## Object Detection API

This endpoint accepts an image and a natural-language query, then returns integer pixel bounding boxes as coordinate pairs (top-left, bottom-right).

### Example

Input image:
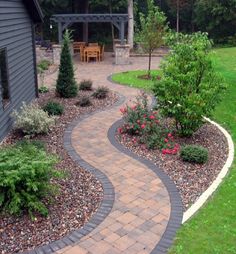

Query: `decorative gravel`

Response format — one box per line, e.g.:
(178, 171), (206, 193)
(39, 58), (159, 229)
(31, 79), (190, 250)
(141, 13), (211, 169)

(0, 90), (118, 254)
(117, 122), (228, 211)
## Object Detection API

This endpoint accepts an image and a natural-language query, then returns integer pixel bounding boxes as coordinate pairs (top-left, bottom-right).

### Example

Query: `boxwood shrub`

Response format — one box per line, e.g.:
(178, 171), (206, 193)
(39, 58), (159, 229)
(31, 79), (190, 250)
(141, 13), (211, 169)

(180, 145), (208, 164)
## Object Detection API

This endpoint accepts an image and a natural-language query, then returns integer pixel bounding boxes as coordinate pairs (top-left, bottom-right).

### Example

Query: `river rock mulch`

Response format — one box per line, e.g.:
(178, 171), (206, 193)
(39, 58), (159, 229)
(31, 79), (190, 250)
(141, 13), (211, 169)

(117, 122), (228, 211)
(0, 90), (118, 254)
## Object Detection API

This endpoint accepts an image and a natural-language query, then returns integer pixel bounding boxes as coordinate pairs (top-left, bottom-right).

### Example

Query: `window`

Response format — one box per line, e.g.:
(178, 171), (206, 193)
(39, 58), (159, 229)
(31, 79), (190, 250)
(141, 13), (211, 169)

(0, 48), (10, 108)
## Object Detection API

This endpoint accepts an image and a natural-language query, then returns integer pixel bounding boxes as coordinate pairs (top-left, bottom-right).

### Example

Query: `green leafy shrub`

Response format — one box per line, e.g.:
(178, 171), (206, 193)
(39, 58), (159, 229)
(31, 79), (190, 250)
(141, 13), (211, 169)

(76, 96), (92, 107)
(37, 60), (51, 71)
(43, 101), (64, 116)
(153, 32), (226, 137)
(56, 30), (78, 98)
(38, 86), (49, 94)
(92, 86), (109, 99)
(11, 102), (55, 136)
(180, 145), (208, 164)
(79, 80), (93, 91)
(0, 142), (60, 218)
(16, 139), (46, 150)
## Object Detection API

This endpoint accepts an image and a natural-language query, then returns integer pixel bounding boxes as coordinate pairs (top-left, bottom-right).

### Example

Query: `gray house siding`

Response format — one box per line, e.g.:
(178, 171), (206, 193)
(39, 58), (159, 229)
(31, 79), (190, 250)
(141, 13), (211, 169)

(0, 0), (38, 141)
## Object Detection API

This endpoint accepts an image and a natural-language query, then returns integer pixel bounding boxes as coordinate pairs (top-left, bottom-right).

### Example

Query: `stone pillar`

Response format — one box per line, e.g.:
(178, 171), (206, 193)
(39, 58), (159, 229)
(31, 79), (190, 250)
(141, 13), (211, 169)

(52, 44), (62, 65)
(115, 44), (130, 65)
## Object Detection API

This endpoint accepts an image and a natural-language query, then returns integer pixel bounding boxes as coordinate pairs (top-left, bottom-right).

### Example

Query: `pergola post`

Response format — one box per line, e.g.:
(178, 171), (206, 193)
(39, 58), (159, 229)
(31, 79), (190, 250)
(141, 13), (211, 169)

(120, 21), (125, 45)
(58, 22), (63, 44)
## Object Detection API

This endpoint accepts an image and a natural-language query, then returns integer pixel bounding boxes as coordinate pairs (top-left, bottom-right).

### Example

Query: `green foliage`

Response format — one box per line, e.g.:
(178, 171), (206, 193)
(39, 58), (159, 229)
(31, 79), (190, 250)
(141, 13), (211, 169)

(12, 102), (55, 136)
(56, 30), (78, 98)
(169, 47), (236, 254)
(43, 101), (64, 116)
(194, 0), (236, 44)
(180, 145), (208, 164)
(120, 93), (179, 153)
(92, 86), (109, 99)
(137, 0), (168, 76)
(37, 60), (51, 71)
(76, 96), (92, 107)
(79, 80), (93, 91)
(0, 142), (60, 218)
(153, 32), (226, 137)
(120, 92), (150, 135)
(38, 86), (49, 94)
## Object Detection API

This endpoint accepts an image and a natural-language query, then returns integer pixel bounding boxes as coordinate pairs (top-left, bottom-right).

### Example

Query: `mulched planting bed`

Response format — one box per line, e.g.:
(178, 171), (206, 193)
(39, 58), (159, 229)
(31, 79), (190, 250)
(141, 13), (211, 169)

(117, 122), (228, 210)
(0, 90), (118, 254)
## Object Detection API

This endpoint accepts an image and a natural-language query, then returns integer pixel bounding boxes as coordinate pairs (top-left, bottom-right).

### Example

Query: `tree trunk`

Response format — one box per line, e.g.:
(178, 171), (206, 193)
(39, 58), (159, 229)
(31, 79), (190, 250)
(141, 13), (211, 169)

(148, 50), (152, 78)
(176, 0), (180, 32)
(83, 0), (89, 43)
(127, 0), (134, 49)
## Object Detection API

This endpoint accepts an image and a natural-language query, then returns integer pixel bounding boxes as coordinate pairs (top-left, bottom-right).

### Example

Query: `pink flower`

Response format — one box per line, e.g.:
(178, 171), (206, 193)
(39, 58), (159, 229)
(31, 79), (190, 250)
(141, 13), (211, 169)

(149, 115), (155, 120)
(141, 124), (146, 129)
(120, 108), (126, 114)
(137, 120), (140, 124)
(164, 138), (168, 143)
(118, 128), (123, 134)
(143, 114), (147, 118)
(131, 105), (136, 110)
(168, 133), (172, 138)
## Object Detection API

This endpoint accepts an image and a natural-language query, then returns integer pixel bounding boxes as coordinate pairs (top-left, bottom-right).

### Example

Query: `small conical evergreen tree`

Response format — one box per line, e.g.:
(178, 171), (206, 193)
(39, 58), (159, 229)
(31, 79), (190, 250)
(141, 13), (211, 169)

(56, 30), (78, 98)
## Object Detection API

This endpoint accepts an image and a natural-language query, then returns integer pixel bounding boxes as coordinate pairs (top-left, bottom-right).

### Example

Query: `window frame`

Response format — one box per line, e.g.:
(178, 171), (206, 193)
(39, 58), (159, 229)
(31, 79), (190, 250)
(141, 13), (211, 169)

(0, 47), (11, 109)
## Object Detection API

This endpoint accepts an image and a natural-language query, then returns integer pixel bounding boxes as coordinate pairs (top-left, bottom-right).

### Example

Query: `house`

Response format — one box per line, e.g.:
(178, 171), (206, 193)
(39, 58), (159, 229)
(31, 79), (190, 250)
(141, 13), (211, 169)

(0, 0), (43, 141)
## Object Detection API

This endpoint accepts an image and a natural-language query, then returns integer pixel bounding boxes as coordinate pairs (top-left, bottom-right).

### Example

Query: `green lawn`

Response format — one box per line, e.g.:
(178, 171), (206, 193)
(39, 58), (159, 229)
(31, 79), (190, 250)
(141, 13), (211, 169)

(112, 48), (236, 254)
(112, 70), (160, 91)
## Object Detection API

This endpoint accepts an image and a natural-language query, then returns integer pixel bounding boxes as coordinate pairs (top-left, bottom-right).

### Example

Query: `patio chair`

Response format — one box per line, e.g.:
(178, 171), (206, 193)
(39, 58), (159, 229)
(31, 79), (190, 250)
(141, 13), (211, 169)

(100, 45), (105, 61)
(89, 43), (99, 47)
(87, 51), (99, 62)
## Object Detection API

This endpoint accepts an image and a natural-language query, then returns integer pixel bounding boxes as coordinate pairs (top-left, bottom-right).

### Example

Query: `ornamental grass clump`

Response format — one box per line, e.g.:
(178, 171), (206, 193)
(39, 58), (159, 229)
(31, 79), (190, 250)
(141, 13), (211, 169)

(12, 102), (55, 136)
(79, 80), (93, 91)
(180, 145), (208, 164)
(0, 142), (60, 218)
(92, 86), (109, 99)
(76, 96), (92, 107)
(153, 32), (226, 137)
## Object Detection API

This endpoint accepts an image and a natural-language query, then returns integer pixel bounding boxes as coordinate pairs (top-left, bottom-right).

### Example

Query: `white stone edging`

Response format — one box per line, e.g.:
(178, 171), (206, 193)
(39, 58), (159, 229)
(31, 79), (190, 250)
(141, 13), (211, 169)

(182, 117), (234, 223)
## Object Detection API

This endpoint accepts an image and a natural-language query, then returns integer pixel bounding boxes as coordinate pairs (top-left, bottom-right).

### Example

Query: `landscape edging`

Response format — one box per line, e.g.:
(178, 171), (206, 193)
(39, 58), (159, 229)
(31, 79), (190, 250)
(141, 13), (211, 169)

(182, 117), (235, 223)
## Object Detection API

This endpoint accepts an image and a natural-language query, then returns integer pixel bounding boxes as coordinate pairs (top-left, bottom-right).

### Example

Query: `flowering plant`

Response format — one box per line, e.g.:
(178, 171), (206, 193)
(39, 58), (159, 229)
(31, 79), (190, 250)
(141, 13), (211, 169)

(119, 93), (180, 154)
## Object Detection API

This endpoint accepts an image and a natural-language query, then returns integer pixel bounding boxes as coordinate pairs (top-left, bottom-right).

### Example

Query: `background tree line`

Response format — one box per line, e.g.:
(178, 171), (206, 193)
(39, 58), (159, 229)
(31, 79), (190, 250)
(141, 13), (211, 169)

(38, 0), (236, 46)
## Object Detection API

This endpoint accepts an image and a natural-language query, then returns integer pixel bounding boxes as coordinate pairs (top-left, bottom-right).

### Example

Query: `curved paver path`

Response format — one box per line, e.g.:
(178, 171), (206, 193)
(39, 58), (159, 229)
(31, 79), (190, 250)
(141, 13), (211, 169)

(54, 54), (182, 254)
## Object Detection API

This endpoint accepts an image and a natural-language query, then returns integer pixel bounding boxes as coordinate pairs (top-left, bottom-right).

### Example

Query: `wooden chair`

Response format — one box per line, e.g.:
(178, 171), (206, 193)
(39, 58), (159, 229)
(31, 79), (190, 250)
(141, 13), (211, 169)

(80, 46), (86, 62)
(100, 45), (105, 61)
(88, 43), (99, 47)
(87, 51), (99, 62)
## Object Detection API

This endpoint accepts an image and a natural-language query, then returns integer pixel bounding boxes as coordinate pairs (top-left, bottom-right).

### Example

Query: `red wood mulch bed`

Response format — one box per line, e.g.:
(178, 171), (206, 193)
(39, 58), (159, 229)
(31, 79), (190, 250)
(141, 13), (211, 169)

(0, 90), (118, 254)
(117, 122), (228, 211)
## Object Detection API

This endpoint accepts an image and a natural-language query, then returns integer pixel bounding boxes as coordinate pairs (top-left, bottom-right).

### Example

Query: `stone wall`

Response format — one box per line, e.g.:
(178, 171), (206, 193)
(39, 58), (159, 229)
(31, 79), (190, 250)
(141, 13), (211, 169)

(115, 44), (130, 65)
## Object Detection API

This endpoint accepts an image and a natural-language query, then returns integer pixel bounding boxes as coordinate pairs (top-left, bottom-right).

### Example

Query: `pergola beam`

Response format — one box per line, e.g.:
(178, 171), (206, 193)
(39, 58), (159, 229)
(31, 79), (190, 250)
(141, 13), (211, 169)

(51, 14), (129, 44)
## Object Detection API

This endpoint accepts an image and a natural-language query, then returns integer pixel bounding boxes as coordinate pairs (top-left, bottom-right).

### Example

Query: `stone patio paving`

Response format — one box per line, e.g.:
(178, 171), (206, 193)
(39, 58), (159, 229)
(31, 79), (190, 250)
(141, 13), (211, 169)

(43, 54), (182, 254)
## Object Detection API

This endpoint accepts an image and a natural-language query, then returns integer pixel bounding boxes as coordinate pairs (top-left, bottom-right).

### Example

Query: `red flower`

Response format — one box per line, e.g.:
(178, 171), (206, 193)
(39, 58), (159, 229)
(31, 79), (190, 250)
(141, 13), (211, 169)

(141, 124), (146, 129)
(118, 128), (123, 134)
(120, 108), (126, 114)
(149, 115), (155, 120)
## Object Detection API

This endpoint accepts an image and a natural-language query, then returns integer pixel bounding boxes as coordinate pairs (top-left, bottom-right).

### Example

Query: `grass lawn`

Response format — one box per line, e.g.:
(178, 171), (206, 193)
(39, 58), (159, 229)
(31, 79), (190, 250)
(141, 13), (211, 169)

(112, 48), (236, 254)
(112, 70), (160, 91)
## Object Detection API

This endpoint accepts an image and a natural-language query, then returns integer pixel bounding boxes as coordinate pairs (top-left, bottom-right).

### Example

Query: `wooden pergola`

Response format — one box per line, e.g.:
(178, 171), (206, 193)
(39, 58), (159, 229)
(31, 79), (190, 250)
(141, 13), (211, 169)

(50, 14), (129, 44)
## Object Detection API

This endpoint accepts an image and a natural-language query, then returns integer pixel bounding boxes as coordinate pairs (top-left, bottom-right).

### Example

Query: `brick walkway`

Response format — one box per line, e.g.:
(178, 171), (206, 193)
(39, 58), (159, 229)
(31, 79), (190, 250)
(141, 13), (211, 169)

(46, 54), (182, 254)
